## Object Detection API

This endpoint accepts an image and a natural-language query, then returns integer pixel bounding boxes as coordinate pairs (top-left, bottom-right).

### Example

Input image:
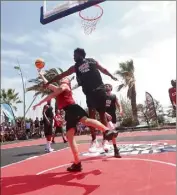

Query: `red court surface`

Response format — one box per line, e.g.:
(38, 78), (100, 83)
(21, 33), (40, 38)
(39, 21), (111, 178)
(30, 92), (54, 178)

(1, 142), (176, 195)
(1, 129), (176, 150)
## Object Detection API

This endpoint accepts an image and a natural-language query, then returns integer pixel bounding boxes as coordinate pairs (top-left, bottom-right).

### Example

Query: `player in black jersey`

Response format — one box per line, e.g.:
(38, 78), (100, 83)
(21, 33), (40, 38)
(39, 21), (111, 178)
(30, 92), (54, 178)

(45, 48), (121, 157)
(105, 83), (123, 127)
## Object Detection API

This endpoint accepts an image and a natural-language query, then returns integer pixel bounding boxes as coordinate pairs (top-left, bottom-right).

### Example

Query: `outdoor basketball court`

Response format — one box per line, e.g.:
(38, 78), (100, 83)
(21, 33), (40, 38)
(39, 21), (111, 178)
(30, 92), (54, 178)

(1, 129), (176, 195)
(1, 1), (176, 195)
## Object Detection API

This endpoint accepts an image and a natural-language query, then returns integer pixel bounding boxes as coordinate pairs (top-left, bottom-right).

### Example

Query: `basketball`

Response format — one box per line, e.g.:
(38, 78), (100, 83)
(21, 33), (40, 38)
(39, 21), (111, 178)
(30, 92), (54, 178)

(35, 58), (45, 69)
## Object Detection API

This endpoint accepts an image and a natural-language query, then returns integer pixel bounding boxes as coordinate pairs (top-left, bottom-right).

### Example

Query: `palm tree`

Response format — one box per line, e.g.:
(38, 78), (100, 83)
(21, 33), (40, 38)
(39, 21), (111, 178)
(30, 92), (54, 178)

(26, 68), (75, 111)
(115, 59), (139, 125)
(0, 89), (22, 111)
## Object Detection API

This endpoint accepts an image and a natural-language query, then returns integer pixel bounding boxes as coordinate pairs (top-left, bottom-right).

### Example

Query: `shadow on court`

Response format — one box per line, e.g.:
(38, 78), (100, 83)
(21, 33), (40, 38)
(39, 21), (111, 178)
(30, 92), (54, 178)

(13, 152), (41, 157)
(1, 170), (101, 195)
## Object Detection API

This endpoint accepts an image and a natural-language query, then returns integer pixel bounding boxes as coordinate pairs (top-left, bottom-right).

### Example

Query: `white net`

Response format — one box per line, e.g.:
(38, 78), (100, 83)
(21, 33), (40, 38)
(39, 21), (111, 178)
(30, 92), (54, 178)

(79, 5), (103, 35)
(81, 17), (100, 35)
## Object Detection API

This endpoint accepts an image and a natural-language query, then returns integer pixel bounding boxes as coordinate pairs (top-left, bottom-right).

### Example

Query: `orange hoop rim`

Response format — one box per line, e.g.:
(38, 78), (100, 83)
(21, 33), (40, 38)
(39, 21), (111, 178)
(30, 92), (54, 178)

(79, 4), (103, 21)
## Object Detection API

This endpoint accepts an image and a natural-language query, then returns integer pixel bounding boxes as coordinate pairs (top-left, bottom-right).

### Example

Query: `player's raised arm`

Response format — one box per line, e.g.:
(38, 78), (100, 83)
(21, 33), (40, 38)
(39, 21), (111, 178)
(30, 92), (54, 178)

(95, 61), (117, 81)
(46, 66), (75, 85)
(33, 84), (69, 110)
(39, 71), (58, 92)
(115, 97), (123, 116)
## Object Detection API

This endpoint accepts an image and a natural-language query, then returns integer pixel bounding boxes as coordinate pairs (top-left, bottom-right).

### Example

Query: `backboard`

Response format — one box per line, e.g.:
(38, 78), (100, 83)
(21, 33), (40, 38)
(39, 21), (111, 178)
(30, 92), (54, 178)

(40, 0), (106, 25)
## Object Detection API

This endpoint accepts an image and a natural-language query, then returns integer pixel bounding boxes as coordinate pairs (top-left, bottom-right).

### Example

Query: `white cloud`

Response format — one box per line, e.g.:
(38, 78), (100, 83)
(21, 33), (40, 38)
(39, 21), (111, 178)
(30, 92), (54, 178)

(119, 1), (175, 38)
(1, 49), (29, 59)
(1, 33), (46, 47)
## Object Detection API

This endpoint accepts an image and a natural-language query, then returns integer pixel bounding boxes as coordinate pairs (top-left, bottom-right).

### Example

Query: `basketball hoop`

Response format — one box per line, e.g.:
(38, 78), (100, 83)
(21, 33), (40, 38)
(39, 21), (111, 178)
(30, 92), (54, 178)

(79, 4), (103, 35)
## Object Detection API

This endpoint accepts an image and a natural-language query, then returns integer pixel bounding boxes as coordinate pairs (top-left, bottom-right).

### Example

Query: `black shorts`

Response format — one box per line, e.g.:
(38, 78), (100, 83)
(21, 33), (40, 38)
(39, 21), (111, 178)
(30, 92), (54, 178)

(64, 104), (88, 131)
(44, 121), (53, 136)
(107, 111), (116, 124)
(26, 129), (30, 134)
(86, 86), (107, 112)
(55, 126), (64, 134)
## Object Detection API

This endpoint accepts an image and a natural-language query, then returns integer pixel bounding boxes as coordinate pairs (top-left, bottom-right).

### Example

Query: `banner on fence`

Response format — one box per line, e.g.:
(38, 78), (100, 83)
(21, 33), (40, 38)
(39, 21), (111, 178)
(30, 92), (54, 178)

(145, 92), (158, 122)
(0, 103), (16, 124)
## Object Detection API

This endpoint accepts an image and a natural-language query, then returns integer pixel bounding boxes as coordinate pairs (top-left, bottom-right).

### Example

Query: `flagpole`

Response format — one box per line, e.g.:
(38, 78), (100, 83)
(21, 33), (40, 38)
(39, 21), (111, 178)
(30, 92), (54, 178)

(14, 60), (26, 131)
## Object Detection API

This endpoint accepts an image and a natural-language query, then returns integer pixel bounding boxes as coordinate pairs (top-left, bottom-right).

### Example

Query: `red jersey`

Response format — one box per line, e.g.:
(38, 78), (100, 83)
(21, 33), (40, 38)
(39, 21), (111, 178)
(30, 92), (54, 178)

(169, 87), (176, 105)
(56, 83), (75, 110)
(54, 114), (63, 127)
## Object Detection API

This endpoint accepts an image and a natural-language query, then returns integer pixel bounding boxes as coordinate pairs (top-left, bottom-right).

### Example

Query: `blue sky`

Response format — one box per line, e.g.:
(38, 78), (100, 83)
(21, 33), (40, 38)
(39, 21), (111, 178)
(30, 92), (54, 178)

(1, 1), (176, 119)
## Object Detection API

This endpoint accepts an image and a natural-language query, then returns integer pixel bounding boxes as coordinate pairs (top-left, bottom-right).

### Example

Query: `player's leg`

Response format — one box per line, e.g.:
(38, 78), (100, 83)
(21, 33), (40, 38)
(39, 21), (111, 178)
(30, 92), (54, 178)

(65, 104), (118, 172)
(66, 127), (82, 172)
(44, 122), (54, 152)
(74, 102), (118, 141)
(93, 87), (110, 150)
(61, 127), (67, 143)
(64, 106), (83, 172)
(88, 108), (97, 141)
(111, 114), (121, 158)
(94, 87), (120, 156)
(86, 95), (99, 152)
(51, 127), (57, 143)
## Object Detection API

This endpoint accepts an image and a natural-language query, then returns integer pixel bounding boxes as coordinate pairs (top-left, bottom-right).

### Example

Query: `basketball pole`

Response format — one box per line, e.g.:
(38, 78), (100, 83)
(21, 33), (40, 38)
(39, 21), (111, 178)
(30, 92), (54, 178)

(43, 0), (46, 13)
(14, 60), (26, 132)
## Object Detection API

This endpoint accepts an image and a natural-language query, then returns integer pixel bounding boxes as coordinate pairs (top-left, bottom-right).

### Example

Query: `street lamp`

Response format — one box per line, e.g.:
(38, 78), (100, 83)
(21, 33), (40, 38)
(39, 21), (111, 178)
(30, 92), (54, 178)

(14, 60), (26, 129)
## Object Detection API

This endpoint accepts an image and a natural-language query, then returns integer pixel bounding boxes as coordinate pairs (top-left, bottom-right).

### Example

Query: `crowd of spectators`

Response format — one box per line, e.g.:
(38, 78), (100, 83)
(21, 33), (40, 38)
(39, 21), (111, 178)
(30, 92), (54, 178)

(0, 117), (90, 143)
(0, 117), (45, 142)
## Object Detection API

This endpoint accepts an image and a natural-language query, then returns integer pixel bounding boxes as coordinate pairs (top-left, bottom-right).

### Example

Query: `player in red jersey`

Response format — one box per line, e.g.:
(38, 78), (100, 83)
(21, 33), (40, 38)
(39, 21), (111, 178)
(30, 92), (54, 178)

(33, 73), (120, 172)
(169, 80), (176, 110)
(52, 109), (67, 144)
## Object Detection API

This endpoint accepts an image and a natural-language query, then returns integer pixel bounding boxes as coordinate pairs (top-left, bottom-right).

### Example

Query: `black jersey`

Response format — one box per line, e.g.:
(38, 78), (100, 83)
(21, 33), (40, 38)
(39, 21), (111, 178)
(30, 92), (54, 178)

(106, 94), (117, 123)
(106, 94), (116, 113)
(75, 58), (104, 95)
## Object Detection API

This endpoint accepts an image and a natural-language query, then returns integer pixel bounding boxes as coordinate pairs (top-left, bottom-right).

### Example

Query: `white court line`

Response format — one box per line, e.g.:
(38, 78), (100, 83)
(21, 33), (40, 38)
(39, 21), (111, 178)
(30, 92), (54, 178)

(1, 138), (175, 150)
(1, 141), (176, 169)
(37, 157), (176, 175)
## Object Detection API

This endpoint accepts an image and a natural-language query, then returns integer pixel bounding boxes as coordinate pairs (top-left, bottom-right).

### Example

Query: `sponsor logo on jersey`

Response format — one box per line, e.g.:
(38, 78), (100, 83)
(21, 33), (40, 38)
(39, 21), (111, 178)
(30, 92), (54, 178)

(79, 63), (90, 73)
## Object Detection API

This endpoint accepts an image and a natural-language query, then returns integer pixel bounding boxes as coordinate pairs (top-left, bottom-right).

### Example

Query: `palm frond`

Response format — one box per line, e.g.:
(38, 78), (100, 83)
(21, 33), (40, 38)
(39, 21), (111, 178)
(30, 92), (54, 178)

(127, 59), (134, 73)
(16, 100), (23, 104)
(58, 68), (64, 73)
(117, 84), (125, 92)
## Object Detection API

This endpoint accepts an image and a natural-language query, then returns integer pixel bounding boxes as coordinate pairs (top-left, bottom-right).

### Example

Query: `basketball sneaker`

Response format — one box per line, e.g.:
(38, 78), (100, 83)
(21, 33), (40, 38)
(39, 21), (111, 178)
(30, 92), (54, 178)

(67, 162), (82, 172)
(102, 140), (111, 152)
(104, 130), (118, 141)
(89, 139), (99, 153)
(45, 146), (54, 153)
(114, 147), (121, 158)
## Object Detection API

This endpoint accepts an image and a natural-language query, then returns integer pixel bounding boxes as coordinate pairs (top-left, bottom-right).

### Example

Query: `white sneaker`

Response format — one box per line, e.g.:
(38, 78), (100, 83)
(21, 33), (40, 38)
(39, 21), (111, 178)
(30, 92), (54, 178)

(48, 148), (54, 152)
(103, 140), (111, 152)
(89, 140), (99, 153)
(45, 147), (54, 153)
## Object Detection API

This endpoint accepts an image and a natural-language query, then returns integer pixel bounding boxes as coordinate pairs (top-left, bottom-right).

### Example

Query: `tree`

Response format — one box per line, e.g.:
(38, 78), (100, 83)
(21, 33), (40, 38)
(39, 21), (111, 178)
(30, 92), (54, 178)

(153, 99), (165, 124)
(115, 59), (139, 125)
(0, 89), (22, 111)
(137, 103), (150, 125)
(118, 97), (135, 127)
